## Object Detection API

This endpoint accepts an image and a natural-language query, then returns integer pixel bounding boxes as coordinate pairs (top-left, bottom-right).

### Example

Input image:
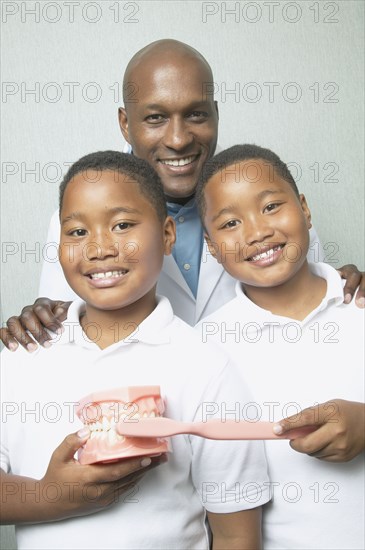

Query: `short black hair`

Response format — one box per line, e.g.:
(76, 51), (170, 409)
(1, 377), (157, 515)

(196, 144), (299, 220)
(59, 151), (167, 221)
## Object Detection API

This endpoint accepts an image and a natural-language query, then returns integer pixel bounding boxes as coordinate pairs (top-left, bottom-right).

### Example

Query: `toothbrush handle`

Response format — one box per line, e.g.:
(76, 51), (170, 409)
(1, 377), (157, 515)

(190, 420), (278, 440)
(117, 417), (316, 440)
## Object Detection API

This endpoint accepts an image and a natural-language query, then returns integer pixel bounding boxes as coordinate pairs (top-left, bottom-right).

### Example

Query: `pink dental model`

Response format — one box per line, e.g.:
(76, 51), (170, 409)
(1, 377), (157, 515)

(76, 386), (170, 464)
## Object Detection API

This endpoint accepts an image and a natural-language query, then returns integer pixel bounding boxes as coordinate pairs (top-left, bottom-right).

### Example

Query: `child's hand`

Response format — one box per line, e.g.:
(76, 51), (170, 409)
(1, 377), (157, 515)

(40, 428), (165, 521)
(1, 429), (166, 524)
(273, 399), (365, 462)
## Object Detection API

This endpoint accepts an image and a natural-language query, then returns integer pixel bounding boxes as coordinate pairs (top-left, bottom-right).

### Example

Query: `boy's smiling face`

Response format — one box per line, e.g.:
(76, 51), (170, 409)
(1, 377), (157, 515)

(59, 170), (175, 313)
(203, 159), (312, 289)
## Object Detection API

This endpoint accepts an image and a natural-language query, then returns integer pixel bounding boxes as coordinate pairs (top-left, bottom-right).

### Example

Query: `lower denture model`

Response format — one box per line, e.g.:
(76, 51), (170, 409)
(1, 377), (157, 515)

(76, 386), (170, 464)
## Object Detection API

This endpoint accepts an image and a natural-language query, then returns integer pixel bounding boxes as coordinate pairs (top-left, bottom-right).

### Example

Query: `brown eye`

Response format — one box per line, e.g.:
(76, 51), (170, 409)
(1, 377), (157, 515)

(189, 111), (208, 121)
(145, 114), (164, 123)
(113, 222), (131, 231)
(222, 220), (240, 229)
(69, 228), (86, 237)
(264, 203), (280, 213)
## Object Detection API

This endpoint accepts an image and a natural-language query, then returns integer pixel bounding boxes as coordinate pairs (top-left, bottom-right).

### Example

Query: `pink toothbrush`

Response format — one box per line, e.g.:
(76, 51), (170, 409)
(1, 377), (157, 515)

(116, 417), (316, 440)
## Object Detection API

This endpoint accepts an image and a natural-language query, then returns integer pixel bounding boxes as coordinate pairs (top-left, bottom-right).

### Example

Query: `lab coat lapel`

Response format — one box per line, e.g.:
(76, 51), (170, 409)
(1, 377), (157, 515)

(195, 243), (225, 322)
(161, 254), (194, 299)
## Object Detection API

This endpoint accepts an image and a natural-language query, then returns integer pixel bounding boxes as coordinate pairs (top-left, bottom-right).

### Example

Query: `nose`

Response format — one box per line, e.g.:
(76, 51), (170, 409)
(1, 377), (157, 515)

(244, 214), (275, 246)
(85, 232), (119, 261)
(162, 116), (194, 151)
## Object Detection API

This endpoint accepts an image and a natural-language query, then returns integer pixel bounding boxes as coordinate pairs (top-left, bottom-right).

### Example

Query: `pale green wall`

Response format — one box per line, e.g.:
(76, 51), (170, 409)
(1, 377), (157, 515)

(1, 1), (364, 548)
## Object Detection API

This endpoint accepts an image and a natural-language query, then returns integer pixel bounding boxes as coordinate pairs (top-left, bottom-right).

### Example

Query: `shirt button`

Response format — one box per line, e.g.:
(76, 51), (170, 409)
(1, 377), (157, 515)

(183, 263), (191, 271)
(178, 216), (185, 223)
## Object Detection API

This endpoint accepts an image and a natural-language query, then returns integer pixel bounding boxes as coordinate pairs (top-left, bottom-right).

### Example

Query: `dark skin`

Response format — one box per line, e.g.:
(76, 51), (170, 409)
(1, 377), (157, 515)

(0, 429), (167, 524)
(1, 39), (365, 470)
(202, 159), (365, 463)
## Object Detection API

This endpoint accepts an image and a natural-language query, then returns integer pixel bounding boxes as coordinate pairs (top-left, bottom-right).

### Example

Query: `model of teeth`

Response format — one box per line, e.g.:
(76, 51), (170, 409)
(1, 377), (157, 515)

(90, 270), (126, 280)
(249, 245), (283, 262)
(76, 386), (170, 464)
(160, 156), (195, 167)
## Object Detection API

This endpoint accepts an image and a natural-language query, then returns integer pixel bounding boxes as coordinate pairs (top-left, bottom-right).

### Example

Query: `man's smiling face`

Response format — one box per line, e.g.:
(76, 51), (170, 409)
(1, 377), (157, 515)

(119, 52), (218, 203)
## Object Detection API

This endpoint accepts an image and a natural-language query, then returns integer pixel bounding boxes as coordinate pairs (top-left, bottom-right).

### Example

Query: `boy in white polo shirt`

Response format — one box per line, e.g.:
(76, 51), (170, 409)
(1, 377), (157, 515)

(0, 151), (270, 550)
(195, 144), (364, 549)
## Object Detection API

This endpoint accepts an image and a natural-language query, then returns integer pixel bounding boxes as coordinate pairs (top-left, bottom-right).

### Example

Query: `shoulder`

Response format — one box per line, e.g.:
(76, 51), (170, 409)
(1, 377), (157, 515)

(313, 263), (364, 322)
(0, 345), (46, 389)
(169, 314), (233, 371)
(195, 296), (242, 331)
(333, 298), (365, 323)
(168, 314), (254, 402)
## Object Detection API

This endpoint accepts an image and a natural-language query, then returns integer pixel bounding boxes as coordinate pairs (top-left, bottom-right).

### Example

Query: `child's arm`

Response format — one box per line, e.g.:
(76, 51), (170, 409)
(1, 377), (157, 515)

(273, 399), (365, 462)
(0, 429), (164, 525)
(207, 507), (262, 550)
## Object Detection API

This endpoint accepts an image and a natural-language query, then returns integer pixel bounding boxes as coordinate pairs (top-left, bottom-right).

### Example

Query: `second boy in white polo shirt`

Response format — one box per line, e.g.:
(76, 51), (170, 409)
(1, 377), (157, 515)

(196, 144), (365, 549)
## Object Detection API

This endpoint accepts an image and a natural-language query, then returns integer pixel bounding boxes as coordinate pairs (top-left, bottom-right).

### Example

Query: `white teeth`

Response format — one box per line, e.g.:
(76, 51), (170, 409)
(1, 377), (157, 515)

(102, 417), (110, 431)
(249, 245), (282, 262)
(90, 270), (126, 280)
(85, 410), (163, 442)
(108, 429), (117, 444)
(161, 156), (195, 167)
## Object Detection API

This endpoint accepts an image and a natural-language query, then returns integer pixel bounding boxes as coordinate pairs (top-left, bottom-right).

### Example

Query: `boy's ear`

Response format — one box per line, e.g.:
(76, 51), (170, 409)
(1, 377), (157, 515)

(299, 194), (312, 229)
(163, 216), (176, 256)
(118, 107), (130, 143)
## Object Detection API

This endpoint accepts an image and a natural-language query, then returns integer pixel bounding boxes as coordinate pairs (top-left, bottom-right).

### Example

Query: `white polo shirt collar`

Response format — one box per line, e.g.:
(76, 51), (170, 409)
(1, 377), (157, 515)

(57, 295), (173, 350)
(234, 262), (345, 328)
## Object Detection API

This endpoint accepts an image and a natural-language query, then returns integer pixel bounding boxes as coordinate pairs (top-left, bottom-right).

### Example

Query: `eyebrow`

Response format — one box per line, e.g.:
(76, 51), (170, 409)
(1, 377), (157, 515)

(144, 100), (211, 111)
(61, 206), (142, 225)
(210, 190), (282, 222)
(256, 189), (282, 200)
(211, 206), (237, 223)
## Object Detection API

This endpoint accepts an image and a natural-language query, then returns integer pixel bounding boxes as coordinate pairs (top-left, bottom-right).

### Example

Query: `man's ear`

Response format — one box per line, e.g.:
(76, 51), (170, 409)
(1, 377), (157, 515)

(163, 217), (176, 256)
(118, 107), (130, 143)
(214, 100), (219, 120)
(204, 232), (220, 263)
(299, 194), (312, 229)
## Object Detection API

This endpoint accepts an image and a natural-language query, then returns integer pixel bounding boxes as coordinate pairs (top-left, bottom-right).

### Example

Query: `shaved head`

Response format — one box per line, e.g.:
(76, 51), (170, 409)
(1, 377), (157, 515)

(118, 39), (218, 202)
(123, 39), (214, 104)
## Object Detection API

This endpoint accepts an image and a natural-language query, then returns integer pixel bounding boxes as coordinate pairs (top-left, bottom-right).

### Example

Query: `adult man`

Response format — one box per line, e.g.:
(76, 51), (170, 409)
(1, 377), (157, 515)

(2, 39), (363, 347)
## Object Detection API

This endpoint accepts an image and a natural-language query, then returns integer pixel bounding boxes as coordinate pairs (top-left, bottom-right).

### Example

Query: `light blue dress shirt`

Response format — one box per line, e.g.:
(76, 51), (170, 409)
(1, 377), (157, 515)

(167, 199), (203, 298)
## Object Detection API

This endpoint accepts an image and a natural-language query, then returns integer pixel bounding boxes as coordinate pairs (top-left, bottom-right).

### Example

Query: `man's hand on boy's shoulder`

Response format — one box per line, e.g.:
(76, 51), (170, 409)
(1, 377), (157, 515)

(274, 399), (365, 463)
(0, 298), (71, 352)
(0, 265), (364, 352)
(337, 264), (365, 307)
